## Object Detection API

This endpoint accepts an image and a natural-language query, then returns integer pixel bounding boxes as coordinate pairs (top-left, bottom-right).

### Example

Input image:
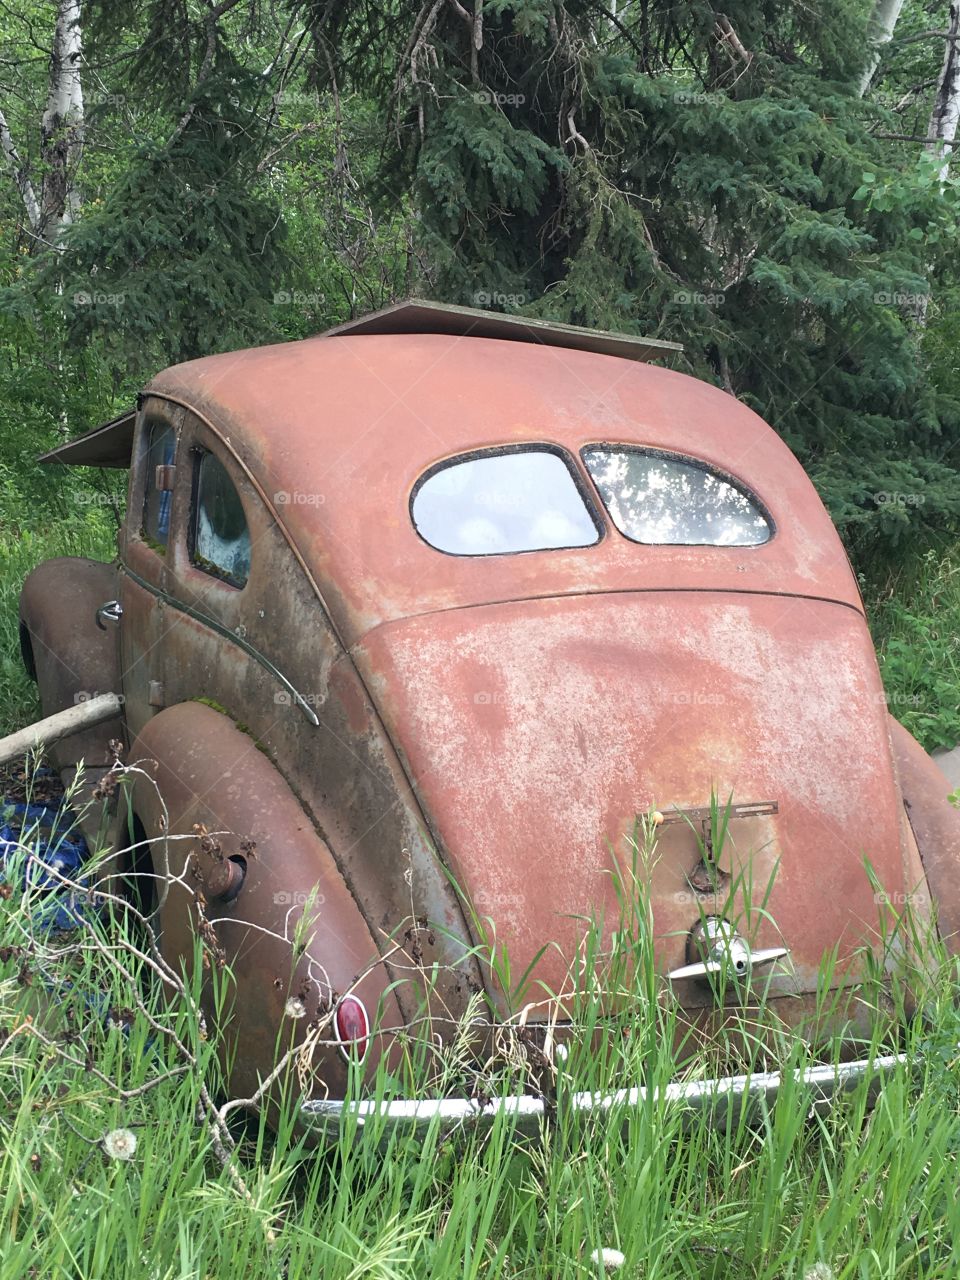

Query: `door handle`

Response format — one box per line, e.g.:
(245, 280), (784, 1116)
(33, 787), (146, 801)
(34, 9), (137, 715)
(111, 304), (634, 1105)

(96, 599), (123, 630)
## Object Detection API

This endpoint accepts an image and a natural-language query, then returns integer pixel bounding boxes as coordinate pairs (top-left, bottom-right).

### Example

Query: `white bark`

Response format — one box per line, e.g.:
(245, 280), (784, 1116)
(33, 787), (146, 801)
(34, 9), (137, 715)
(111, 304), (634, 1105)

(0, 106), (41, 230)
(858, 0), (906, 96)
(926, 3), (960, 182)
(40, 0), (84, 240)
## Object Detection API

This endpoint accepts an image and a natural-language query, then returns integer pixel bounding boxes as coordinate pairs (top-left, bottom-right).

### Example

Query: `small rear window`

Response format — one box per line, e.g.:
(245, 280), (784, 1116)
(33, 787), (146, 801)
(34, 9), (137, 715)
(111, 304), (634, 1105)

(412, 447), (601, 556)
(582, 447), (772, 547)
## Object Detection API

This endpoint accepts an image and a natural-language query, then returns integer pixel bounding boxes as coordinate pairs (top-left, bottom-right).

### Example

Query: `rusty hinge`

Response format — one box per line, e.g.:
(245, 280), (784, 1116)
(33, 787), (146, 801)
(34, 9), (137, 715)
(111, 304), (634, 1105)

(155, 463), (176, 491)
(658, 800), (778, 864)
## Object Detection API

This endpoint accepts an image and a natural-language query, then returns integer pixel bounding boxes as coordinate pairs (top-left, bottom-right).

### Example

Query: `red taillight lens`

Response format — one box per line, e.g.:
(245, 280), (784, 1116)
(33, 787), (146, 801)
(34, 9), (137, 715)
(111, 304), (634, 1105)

(334, 995), (370, 1062)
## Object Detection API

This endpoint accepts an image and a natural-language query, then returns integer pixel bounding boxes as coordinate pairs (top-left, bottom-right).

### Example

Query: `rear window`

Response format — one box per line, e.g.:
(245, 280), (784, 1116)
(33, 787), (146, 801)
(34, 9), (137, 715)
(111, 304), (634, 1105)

(412, 447), (601, 556)
(582, 447), (772, 547)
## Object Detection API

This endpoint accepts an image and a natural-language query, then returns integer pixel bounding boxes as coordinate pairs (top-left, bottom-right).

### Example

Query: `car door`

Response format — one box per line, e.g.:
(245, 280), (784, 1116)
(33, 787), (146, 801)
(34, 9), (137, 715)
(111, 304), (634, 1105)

(118, 402), (184, 743)
(159, 411), (269, 732)
(130, 404), (322, 751)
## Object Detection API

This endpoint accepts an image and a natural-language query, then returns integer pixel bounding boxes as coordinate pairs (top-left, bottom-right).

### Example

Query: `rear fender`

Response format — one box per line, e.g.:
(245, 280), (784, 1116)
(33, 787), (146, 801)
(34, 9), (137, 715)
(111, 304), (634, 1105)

(888, 715), (960, 952)
(128, 700), (402, 1105)
(18, 556), (124, 772)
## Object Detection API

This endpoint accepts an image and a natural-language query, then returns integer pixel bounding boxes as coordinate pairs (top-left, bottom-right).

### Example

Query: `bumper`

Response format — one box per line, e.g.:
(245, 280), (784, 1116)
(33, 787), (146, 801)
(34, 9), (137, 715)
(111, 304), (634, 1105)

(301, 1050), (908, 1142)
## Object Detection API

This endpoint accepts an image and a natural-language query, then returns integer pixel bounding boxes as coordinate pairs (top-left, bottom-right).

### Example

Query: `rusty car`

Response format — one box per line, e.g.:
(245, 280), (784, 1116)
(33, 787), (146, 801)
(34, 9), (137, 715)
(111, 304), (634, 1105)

(16, 299), (960, 1136)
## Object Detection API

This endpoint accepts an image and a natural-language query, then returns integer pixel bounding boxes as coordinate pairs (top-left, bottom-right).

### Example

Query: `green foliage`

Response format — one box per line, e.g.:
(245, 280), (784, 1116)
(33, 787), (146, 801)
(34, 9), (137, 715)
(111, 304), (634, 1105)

(390, 0), (960, 574)
(2, 0), (957, 583)
(871, 549), (960, 751)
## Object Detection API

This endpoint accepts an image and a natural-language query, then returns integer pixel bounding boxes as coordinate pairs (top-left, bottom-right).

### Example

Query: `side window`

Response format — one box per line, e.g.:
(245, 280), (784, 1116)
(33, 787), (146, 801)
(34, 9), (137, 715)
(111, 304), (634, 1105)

(141, 421), (176, 551)
(190, 451), (251, 588)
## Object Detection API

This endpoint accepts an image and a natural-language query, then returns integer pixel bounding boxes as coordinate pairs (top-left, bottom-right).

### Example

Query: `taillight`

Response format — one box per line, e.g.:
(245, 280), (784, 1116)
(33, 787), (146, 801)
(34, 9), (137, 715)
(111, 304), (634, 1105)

(334, 995), (370, 1062)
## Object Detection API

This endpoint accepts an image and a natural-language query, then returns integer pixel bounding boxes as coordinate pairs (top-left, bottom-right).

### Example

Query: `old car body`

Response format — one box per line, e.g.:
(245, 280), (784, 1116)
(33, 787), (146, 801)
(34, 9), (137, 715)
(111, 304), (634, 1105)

(18, 300), (960, 1132)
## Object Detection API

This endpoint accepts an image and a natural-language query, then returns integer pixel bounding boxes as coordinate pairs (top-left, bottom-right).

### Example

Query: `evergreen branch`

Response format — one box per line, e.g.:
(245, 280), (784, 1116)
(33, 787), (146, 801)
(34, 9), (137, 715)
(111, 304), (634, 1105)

(873, 131), (956, 142)
(579, 0), (648, 61)
(166, 0), (245, 150)
(891, 29), (960, 47)
(255, 120), (321, 173)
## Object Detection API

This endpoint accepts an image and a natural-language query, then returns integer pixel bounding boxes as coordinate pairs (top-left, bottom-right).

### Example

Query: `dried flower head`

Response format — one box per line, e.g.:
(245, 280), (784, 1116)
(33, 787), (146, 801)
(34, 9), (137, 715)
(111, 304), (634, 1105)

(102, 1128), (137, 1161)
(284, 997), (306, 1019)
(590, 1247), (625, 1271)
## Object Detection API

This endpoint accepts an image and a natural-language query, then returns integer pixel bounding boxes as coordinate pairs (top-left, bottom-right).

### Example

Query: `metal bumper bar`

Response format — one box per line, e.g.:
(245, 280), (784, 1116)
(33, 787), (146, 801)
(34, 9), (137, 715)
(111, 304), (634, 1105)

(301, 1051), (908, 1142)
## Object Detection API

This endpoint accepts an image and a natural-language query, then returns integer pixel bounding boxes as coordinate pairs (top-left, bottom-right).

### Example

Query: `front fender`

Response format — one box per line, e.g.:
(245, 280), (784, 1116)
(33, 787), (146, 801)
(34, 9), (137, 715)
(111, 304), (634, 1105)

(18, 556), (124, 771)
(888, 715), (960, 952)
(129, 700), (403, 1105)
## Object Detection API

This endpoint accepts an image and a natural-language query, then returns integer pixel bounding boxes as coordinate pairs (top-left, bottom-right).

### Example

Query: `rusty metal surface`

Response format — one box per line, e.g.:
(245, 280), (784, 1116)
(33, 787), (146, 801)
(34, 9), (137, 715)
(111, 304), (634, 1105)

(888, 715), (960, 950)
(118, 402), (484, 1041)
(322, 298), (683, 363)
(356, 589), (907, 1006)
(129, 700), (405, 1105)
(145, 333), (864, 646)
(36, 410), (135, 468)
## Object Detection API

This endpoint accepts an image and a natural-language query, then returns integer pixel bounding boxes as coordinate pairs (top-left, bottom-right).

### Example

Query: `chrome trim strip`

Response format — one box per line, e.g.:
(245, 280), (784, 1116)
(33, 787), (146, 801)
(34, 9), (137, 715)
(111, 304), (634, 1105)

(119, 562), (321, 726)
(301, 1052), (907, 1142)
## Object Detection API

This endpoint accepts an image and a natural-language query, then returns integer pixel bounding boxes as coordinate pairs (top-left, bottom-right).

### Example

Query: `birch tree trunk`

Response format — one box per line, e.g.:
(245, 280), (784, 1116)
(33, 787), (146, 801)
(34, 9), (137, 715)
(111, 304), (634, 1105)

(39, 0), (85, 244)
(858, 0), (906, 97)
(926, 3), (960, 182)
(0, 107), (41, 231)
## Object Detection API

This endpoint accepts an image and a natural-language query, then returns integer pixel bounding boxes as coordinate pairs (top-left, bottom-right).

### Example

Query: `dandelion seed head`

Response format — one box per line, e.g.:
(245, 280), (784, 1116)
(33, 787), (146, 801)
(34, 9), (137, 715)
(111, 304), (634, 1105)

(590, 1247), (625, 1271)
(102, 1128), (137, 1161)
(284, 997), (306, 1019)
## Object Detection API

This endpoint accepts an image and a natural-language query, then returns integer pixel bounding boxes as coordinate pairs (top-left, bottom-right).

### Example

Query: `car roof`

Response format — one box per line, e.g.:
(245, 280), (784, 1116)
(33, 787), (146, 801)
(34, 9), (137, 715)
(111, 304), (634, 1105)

(38, 303), (861, 639)
(149, 331), (860, 639)
(37, 301), (680, 468)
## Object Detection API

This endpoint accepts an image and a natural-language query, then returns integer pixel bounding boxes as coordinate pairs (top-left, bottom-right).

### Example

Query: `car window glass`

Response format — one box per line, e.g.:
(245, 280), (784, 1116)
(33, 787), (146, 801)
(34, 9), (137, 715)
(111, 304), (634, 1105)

(192, 451), (251, 587)
(412, 448), (600, 555)
(582, 447), (771, 547)
(141, 421), (175, 550)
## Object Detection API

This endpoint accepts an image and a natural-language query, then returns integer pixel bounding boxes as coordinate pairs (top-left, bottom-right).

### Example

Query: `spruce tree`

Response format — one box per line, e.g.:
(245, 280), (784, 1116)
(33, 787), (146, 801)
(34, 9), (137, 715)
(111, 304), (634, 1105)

(380, 0), (960, 571)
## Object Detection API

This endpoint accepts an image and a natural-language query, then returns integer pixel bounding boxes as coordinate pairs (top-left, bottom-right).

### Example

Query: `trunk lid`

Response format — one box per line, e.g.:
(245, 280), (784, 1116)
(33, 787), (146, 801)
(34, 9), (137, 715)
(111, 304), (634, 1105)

(355, 591), (908, 1014)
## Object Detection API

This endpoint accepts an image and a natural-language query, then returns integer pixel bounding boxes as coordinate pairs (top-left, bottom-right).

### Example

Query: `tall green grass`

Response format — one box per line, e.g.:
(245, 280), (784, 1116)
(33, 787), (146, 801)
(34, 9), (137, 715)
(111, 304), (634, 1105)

(3, 799), (960, 1279)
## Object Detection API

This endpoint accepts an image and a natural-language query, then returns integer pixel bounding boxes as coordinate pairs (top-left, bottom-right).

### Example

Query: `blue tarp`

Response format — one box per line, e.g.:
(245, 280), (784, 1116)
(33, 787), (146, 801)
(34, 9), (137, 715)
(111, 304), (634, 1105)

(0, 792), (98, 931)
